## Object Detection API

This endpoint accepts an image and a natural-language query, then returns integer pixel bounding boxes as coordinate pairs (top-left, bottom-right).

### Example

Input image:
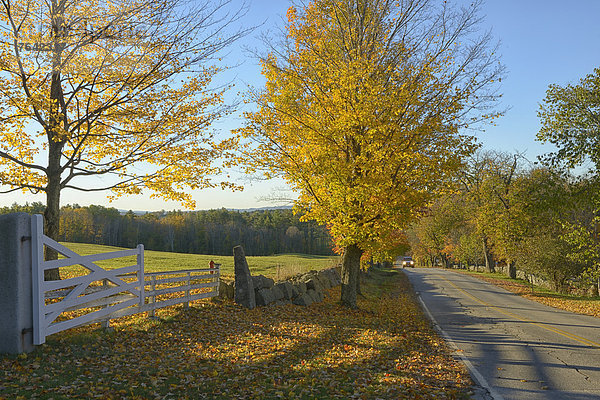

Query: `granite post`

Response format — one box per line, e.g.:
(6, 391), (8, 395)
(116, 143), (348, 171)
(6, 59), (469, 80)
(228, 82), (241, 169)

(233, 245), (255, 309)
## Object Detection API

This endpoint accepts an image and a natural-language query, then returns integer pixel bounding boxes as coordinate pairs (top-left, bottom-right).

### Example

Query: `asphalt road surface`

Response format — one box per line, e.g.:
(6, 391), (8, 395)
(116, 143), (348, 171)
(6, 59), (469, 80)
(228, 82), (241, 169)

(403, 267), (600, 400)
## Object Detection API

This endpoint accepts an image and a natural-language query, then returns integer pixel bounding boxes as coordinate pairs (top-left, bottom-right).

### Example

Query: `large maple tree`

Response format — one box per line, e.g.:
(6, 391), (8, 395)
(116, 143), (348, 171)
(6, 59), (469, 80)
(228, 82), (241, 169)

(239, 0), (503, 308)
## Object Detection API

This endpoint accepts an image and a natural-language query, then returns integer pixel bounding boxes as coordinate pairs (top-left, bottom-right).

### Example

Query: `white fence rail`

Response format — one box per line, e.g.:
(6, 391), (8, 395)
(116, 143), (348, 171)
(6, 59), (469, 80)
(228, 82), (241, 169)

(145, 269), (219, 317)
(31, 214), (219, 345)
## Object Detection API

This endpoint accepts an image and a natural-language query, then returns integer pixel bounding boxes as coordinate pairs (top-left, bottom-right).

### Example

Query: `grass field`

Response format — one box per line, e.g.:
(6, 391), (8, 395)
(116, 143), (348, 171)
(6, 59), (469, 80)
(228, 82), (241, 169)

(60, 242), (340, 281)
(0, 268), (472, 399)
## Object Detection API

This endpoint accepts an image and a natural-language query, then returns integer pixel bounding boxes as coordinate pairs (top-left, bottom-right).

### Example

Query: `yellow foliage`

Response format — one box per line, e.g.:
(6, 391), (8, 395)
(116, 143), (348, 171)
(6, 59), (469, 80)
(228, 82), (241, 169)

(237, 0), (501, 253)
(0, 0), (240, 208)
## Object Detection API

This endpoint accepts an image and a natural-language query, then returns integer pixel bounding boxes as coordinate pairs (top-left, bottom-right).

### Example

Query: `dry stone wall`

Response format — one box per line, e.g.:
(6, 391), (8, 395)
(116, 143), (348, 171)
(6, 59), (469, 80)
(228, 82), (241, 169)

(228, 245), (341, 307)
(222, 267), (341, 307)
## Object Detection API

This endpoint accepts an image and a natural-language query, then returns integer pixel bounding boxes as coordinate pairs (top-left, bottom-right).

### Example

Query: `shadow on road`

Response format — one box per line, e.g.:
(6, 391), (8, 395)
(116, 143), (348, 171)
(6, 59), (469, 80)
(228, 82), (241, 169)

(403, 268), (600, 400)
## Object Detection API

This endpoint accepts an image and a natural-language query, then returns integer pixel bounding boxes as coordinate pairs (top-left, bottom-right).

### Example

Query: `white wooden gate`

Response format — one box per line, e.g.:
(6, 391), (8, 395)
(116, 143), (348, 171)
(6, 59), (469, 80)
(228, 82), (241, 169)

(31, 215), (144, 345)
(31, 214), (219, 345)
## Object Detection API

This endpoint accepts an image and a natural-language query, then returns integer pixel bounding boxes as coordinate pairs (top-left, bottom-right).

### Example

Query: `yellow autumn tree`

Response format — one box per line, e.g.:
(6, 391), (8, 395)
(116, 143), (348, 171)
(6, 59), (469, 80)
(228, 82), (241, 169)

(0, 0), (248, 279)
(238, 0), (503, 308)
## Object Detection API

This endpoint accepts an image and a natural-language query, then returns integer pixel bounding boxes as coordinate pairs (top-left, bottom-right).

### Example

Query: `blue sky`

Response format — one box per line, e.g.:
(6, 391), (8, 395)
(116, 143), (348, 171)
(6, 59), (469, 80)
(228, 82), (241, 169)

(474, 0), (600, 156)
(3, 0), (600, 211)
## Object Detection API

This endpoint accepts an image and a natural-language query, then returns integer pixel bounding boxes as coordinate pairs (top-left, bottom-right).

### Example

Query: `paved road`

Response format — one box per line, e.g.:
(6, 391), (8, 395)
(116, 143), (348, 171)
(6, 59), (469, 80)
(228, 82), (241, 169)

(403, 268), (600, 400)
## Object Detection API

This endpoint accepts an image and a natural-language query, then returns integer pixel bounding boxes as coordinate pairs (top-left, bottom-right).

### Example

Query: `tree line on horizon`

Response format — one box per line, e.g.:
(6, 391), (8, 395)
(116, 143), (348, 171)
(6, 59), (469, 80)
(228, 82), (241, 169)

(0, 203), (334, 257)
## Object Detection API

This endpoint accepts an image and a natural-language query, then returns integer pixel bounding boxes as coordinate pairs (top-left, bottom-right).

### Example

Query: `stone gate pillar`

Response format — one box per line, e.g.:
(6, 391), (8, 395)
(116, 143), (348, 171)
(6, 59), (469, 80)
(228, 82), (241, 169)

(0, 213), (35, 354)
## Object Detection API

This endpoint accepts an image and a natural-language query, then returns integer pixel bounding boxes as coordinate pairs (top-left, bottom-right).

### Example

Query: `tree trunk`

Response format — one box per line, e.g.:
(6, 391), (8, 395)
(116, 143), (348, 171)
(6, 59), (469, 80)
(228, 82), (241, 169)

(340, 244), (363, 309)
(43, 1), (67, 282)
(441, 254), (449, 269)
(507, 261), (516, 279)
(483, 237), (495, 273)
(43, 141), (63, 281)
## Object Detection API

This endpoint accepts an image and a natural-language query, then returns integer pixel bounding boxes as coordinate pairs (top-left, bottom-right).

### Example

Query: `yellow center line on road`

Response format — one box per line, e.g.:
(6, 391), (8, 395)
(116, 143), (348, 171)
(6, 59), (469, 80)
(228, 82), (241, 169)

(435, 274), (600, 349)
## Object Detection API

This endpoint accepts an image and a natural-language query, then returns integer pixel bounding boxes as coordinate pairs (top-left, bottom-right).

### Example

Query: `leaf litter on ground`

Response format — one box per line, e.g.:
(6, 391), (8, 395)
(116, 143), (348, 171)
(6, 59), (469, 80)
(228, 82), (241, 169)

(0, 268), (472, 399)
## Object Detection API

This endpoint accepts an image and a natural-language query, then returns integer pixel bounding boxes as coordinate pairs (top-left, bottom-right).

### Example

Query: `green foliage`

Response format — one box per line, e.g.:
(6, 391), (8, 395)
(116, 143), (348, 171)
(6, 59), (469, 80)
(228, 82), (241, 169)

(1, 203), (334, 257)
(537, 67), (600, 171)
(454, 230), (484, 266)
(409, 150), (598, 292)
(558, 178), (600, 292)
(536, 64), (600, 288)
(504, 169), (585, 289)
(0, 201), (46, 214)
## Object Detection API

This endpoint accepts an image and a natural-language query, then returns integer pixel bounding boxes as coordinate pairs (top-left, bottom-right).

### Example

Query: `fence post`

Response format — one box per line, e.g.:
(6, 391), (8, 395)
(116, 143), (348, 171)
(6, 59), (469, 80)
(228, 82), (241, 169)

(0, 213), (36, 353)
(215, 264), (221, 297)
(185, 272), (191, 309)
(137, 244), (144, 308)
(100, 279), (111, 329)
(31, 215), (45, 346)
(150, 275), (156, 318)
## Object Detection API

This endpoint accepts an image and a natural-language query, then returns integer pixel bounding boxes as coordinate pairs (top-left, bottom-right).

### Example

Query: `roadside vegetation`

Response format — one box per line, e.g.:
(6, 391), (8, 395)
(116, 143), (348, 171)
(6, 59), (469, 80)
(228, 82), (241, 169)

(457, 269), (600, 319)
(408, 149), (600, 296)
(408, 66), (600, 299)
(0, 268), (472, 399)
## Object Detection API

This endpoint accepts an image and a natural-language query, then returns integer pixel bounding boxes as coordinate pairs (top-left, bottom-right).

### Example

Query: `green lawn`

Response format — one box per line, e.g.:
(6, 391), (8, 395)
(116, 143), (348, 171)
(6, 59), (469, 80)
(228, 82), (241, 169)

(60, 242), (340, 281)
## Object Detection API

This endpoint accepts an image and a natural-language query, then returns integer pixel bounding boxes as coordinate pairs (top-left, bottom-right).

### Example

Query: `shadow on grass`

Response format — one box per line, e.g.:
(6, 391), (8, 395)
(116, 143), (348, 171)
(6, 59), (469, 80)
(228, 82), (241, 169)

(0, 269), (471, 399)
(265, 253), (340, 260)
(457, 269), (600, 302)
(527, 291), (600, 302)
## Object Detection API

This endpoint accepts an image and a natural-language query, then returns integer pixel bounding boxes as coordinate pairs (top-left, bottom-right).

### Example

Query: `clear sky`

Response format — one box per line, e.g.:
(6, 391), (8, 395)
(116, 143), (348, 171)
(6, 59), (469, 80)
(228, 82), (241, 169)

(2, 0), (600, 212)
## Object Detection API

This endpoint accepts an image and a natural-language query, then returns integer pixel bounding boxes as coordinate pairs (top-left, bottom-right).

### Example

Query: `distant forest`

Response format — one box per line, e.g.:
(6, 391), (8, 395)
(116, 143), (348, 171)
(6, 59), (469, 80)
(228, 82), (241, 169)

(1, 203), (334, 256)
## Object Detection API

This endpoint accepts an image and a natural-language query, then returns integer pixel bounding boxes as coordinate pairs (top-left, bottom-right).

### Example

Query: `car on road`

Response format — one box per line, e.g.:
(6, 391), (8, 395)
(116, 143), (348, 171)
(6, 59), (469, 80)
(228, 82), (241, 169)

(397, 256), (414, 268)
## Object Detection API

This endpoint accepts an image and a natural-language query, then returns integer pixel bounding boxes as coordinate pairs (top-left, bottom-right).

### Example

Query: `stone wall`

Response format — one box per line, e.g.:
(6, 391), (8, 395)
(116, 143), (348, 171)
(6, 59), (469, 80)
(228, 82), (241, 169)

(227, 245), (341, 308)
(221, 267), (341, 307)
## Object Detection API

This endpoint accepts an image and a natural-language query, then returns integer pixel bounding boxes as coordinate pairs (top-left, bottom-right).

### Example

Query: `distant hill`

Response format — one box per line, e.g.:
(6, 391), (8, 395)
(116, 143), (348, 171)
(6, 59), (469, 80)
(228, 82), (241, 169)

(231, 205), (293, 212)
(118, 205), (293, 215)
